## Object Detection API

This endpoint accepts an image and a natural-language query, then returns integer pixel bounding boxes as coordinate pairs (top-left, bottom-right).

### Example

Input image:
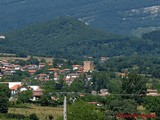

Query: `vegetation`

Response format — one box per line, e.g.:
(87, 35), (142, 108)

(67, 101), (105, 120)
(8, 104), (62, 120)
(0, 84), (10, 113)
(1, 0), (160, 34)
(1, 24), (160, 119)
(17, 90), (33, 103)
(1, 16), (160, 59)
(121, 72), (147, 103)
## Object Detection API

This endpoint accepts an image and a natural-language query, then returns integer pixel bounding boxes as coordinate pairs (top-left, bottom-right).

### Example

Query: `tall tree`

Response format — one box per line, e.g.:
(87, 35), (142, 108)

(0, 84), (10, 113)
(92, 71), (110, 91)
(121, 72), (147, 104)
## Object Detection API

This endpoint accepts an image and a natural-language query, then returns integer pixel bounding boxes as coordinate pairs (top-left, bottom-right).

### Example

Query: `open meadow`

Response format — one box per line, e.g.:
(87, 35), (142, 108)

(8, 104), (63, 120)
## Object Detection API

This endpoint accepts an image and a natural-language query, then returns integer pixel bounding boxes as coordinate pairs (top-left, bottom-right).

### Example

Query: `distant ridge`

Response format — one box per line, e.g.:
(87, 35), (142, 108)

(0, 16), (160, 59)
(1, 0), (160, 34)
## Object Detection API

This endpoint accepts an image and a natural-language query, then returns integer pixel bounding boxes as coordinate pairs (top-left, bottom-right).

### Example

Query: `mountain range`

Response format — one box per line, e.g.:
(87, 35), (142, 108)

(0, 16), (159, 59)
(1, 0), (160, 34)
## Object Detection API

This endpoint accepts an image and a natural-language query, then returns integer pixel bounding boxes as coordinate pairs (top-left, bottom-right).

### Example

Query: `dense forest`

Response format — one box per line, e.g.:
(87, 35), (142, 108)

(1, 0), (160, 34)
(1, 16), (160, 59)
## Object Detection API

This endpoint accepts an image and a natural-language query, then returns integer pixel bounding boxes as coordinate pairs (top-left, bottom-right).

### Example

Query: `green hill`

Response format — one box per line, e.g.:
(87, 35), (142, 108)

(0, 16), (159, 59)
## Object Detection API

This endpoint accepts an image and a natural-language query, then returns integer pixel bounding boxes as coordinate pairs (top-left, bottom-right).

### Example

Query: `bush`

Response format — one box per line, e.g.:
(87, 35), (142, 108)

(29, 113), (39, 120)
(4, 113), (28, 119)
(49, 115), (54, 120)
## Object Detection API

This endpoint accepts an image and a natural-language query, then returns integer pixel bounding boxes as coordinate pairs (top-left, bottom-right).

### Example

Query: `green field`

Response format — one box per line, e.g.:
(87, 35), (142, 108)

(1, 104), (63, 120)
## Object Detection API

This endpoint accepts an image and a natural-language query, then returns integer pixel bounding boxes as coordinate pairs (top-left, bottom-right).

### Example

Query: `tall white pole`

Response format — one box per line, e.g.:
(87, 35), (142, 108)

(63, 96), (67, 120)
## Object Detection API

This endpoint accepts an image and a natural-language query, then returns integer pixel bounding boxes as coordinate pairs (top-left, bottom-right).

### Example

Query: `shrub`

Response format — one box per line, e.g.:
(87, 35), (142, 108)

(29, 113), (39, 120)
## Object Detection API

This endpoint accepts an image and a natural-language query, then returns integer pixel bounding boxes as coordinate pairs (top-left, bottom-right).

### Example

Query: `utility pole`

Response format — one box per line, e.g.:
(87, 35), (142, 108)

(63, 95), (67, 120)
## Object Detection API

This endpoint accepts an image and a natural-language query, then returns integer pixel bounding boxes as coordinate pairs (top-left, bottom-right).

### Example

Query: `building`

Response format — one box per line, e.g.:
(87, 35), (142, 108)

(147, 89), (160, 96)
(31, 88), (43, 101)
(83, 61), (94, 72)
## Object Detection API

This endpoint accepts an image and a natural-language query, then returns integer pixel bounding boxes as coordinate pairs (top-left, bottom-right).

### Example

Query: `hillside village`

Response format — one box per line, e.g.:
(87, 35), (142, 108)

(0, 56), (112, 101)
(1, 55), (160, 119)
(0, 56), (159, 103)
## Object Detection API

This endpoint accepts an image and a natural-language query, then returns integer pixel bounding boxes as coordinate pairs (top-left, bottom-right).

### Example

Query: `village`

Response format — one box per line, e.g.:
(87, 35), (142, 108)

(0, 56), (113, 102)
(0, 56), (159, 104)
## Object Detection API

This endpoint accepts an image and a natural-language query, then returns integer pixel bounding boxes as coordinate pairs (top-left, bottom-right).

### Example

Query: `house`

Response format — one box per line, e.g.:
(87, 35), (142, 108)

(2, 61), (10, 68)
(48, 68), (60, 74)
(3, 68), (15, 75)
(31, 87), (43, 101)
(64, 73), (80, 85)
(99, 89), (109, 96)
(83, 61), (94, 72)
(66, 73), (80, 79)
(13, 64), (21, 70)
(28, 70), (36, 75)
(60, 68), (71, 74)
(10, 84), (22, 96)
(25, 64), (38, 70)
(91, 90), (97, 95)
(116, 72), (127, 78)
(88, 102), (97, 105)
(0, 82), (22, 96)
(35, 74), (49, 81)
(54, 72), (59, 81)
(64, 78), (75, 85)
(72, 65), (82, 71)
(100, 57), (109, 62)
(29, 86), (40, 91)
(39, 63), (46, 68)
(147, 89), (160, 96)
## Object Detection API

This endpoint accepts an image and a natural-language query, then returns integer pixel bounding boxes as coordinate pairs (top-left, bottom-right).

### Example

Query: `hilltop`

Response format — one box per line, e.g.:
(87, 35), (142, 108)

(0, 16), (160, 59)
(0, 16), (123, 58)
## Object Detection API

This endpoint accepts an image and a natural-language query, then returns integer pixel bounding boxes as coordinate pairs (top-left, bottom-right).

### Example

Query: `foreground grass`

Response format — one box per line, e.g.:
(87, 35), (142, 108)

(8, 104), (63, 120)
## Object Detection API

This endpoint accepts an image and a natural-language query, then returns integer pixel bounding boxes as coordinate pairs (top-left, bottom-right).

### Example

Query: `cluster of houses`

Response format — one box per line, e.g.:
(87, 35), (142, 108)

(0, 59), (97, 101)
(0, 59), (95, 85)
(1, 57), (159, 103)
(0, 82), (43, 101)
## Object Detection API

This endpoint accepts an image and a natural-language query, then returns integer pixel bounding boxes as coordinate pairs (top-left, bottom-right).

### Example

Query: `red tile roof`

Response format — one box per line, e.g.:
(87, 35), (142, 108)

(28, 70), (36, 73)
(48, 68), (59, 71)
(37, 74), (47, 76)
(10, 84), (22, 90)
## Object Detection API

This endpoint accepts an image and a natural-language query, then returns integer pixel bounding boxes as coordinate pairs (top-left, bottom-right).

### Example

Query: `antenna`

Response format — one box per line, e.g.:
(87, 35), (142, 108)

(63, 95), (67, 120)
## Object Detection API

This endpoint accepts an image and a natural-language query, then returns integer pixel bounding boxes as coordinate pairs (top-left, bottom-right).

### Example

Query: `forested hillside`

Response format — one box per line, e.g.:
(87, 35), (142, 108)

(142, 30), (160, 42)
(0, 16), (160, 59)
(1, 0), (160, 34)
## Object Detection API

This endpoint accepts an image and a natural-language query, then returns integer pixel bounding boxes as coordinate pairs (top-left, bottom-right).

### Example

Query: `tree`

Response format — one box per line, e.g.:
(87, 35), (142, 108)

(27, 57), (39, 65)
(108, 78), (122, 94)
(29, 113), (39, 120)
(69, 74), (91, 92)
(42, 81), (55, 93)
(121, 72), (147, 104)
(107, 98), (138, 120)
(40, 93), (51, 106)
(0, 84), (10, 113)
(67, 101), (105, 120)
(49, 115), (54, 120)
(0, 83), (10, 98)
(17, 90), (32, 103)
(91, 71), (110, 91)
(143, 96), (160, 119)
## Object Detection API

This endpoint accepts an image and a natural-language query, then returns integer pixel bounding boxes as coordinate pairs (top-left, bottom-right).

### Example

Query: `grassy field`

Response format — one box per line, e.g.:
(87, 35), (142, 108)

(8, 104), (63, 120)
